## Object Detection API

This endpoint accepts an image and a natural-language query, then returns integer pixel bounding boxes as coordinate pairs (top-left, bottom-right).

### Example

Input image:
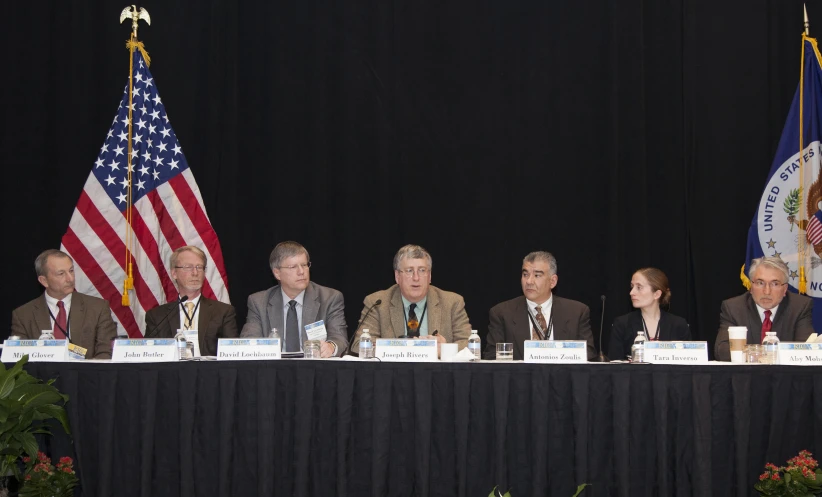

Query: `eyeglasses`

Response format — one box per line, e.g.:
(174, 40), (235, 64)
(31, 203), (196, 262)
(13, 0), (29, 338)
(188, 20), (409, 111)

(175, 265), (206, 272)
(752, 280), (787, 289)
(397, 267), (430, 277)
(278, 262), (311, 271)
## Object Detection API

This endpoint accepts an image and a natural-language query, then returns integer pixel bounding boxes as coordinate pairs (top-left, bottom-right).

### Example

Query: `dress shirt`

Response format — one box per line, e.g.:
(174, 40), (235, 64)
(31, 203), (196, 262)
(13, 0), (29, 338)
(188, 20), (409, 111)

(178, 294), (202, 331)
(526, 295), (554, 340)
(401, 295), (430, 336)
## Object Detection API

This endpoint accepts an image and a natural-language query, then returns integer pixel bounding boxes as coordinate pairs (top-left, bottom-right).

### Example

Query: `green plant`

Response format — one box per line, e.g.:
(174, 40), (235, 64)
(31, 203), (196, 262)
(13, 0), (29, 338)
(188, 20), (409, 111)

(18, 451), (77, 497)
(489, 483), (590, 497)
(0, 355), (70, 480)
(755, 450), (822, 496)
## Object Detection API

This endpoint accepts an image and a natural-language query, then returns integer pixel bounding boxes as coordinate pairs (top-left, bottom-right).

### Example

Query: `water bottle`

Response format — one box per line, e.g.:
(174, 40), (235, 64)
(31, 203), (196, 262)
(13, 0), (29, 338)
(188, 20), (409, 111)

(269, 328), (282, 351)
(360, 328), (374, 359)
(762, 331), (780, 364)
(175, 329), (188, 360)
(631, 331), (646, 363)
(38, 331), (55, 340)
(467, 329), (481, 361)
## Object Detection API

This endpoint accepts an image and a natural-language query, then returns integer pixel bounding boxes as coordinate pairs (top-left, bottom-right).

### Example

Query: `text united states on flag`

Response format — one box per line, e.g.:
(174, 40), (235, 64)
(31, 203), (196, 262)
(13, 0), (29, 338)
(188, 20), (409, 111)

(60, 50), (229, 338)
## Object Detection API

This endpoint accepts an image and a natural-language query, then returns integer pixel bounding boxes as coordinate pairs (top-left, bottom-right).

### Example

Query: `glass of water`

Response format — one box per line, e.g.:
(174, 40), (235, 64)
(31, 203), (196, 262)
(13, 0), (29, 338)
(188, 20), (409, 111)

(496, 343), (514, 361)
(304, 340), (322, 359)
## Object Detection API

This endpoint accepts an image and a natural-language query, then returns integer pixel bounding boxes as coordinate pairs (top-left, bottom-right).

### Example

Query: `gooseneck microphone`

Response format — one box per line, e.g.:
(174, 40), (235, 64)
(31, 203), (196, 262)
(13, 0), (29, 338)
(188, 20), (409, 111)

(593, 294), (610, 362)
(354, 299), (382, 335)
(145, 295), (189, 337)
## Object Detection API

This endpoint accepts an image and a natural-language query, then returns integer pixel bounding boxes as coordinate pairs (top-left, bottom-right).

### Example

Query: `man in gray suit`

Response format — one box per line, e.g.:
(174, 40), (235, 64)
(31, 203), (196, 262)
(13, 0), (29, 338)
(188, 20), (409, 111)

(351, 244), (472, 354)
(241, 241), (348, 357)
(715, 256), (814, 361)
(483, 251), (596, 360)
(11, 249), (118, 359)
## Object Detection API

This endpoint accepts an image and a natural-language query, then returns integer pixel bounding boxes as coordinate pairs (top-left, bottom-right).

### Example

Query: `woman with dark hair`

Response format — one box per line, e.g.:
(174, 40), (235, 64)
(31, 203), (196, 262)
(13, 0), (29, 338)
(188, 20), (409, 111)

(608, 268), (692, 360)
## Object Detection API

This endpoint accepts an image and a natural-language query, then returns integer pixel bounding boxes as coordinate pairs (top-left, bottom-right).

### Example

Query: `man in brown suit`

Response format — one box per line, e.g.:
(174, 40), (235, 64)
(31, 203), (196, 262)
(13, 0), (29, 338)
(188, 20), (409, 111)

(144, 246), (238, 356)
(351, 244), (472, 354)
(11, 249), (117, 359)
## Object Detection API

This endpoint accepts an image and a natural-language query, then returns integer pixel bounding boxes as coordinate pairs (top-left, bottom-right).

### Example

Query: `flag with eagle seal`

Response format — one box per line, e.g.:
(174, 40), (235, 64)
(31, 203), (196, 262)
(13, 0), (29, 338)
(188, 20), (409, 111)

(745, 35), (822, 330)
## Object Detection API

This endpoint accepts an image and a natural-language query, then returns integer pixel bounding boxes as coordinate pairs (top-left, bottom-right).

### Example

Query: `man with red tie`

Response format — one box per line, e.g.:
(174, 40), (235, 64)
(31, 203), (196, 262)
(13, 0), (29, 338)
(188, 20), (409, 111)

(10, 249), (117, 359)
(715, 256), (815, 361)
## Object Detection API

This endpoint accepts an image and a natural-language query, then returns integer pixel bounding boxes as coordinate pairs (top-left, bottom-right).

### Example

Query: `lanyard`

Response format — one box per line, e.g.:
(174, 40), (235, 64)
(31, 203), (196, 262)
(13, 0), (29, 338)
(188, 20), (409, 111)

(527, 306), (553, 340)
(47, 307), (71, 340)
(181, 298), (202, 330)
(641, 316), (661, 341)
(402, 302), (428, 336)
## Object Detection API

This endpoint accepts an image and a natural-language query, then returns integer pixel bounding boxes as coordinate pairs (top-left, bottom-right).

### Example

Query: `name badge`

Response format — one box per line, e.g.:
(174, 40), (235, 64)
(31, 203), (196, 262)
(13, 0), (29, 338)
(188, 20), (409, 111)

(183, 330), (201, 357)
(67, 343), (88, 360)
(304, 321), (328, 341)
(1, 340), (68, 362)
(217, 338), (282, 360)
(644, 341), (709, 364)
(778, 342), (822, 365)
(112, 339), (177, 362)
(523, 340), (588, 363)
(375, 338), (438, 362)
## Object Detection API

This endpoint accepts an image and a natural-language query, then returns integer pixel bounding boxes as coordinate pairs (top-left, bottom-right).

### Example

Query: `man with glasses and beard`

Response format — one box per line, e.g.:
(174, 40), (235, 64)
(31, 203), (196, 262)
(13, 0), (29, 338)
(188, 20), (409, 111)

(351, 244), (472, 355)
(715, 256), (814, 361)
(241, 241), (349, 357)
(144, 245), (238, 356)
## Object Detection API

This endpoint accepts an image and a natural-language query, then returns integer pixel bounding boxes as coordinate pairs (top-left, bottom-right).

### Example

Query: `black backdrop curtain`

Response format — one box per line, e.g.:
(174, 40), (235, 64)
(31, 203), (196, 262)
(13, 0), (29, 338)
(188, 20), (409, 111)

(0, 1), (811, 355)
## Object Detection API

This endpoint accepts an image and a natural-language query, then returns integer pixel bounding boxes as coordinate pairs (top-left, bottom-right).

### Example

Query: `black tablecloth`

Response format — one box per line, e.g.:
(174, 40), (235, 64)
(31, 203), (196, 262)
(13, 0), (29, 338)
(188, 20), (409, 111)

(23, 360), (822, 497)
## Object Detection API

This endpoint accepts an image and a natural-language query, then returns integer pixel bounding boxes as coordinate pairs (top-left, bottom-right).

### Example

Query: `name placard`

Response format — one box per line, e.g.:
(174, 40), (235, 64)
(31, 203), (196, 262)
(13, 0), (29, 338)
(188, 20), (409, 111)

(523, 340), (588, 363)
(217, 338), (281, 360)
(375, 339), (438, 362)
(112, 339), (177, 362)
(779, 342), (822, 365)
(1, 340), (68, 362)
(644, 341), (709, 364)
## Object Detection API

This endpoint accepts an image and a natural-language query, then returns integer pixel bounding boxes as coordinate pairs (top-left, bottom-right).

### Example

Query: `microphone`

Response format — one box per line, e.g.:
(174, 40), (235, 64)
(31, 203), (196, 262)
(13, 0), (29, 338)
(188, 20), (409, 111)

(593, 294), (610, 362)
(354, 299), (382, 335)
(145, 295), (188, 337)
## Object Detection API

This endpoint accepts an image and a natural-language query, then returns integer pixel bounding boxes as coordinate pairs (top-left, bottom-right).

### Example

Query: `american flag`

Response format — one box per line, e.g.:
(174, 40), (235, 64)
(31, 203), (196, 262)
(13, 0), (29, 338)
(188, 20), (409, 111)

(60, 49), (230, 338)
(808, 211), (822, 246)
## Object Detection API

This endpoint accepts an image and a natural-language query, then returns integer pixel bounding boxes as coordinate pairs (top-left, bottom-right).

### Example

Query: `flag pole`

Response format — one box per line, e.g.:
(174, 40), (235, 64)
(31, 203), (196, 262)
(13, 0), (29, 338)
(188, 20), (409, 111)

(119, 5), (151, 305)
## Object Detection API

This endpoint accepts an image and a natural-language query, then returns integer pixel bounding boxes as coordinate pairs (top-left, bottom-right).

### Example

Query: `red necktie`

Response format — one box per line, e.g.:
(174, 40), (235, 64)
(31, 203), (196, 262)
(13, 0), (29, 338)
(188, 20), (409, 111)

(761, 309), (772, 343)
(53, 300), (67, 339)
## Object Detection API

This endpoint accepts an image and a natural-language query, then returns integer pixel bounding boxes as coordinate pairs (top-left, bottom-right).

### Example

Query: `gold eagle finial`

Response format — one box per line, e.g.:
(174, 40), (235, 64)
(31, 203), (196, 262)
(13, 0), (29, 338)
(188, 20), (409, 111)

(119, 5), (151, 37)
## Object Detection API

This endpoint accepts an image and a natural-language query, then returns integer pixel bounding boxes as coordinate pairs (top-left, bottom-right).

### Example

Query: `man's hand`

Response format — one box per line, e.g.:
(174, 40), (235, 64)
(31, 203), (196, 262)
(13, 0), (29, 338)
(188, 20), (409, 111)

(320, 341), (336, 358)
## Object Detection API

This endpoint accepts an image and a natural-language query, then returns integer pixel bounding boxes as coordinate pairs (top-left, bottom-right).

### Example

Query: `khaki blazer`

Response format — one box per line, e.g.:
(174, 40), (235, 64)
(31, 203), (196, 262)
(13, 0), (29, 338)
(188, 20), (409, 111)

(351, 284), (472, 354)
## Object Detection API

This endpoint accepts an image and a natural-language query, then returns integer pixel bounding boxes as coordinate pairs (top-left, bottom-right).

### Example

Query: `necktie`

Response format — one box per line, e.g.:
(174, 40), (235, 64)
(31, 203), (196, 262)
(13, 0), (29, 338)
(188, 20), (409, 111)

(407, 303), (419, 336)
(761, 309), (772, 343)
(285, 300), (299, 352)
(54, 301), (67, 339)
(184, 302), (196, 330)
(533, 305), (547, 340)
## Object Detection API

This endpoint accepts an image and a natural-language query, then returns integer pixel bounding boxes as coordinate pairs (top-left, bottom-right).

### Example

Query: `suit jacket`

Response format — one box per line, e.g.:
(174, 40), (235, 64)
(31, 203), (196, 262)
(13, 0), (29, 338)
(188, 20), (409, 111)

(608, 309), (691, 360)
(715, 291), (814, 361)
(144, 296), (238, 356)
(240, 282), (349, 356)
(483, 295), (596, 360)
(351, 284), (472, 354)
(10, 292), (118, 359)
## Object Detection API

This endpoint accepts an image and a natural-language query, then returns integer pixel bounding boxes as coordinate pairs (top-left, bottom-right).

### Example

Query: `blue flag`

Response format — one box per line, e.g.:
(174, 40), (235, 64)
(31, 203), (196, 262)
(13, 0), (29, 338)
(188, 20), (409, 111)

(745, 35), (822, 331)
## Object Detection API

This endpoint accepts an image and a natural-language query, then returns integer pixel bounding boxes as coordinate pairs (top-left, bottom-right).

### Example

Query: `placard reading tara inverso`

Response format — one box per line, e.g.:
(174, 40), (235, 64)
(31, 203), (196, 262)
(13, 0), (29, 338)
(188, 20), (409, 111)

(523, 340), (588, 363)
(644, 341), (709, 364)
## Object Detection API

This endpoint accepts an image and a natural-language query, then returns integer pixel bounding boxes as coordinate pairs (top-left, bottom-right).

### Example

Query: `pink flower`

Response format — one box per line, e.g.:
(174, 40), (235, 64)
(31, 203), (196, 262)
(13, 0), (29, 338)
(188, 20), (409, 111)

(59, 456), (72, 465)
(22, 456), (31, 463)
(759, 472), (769, 481)
(772, 474), (781, 481)
(61, 466), (73, 474)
